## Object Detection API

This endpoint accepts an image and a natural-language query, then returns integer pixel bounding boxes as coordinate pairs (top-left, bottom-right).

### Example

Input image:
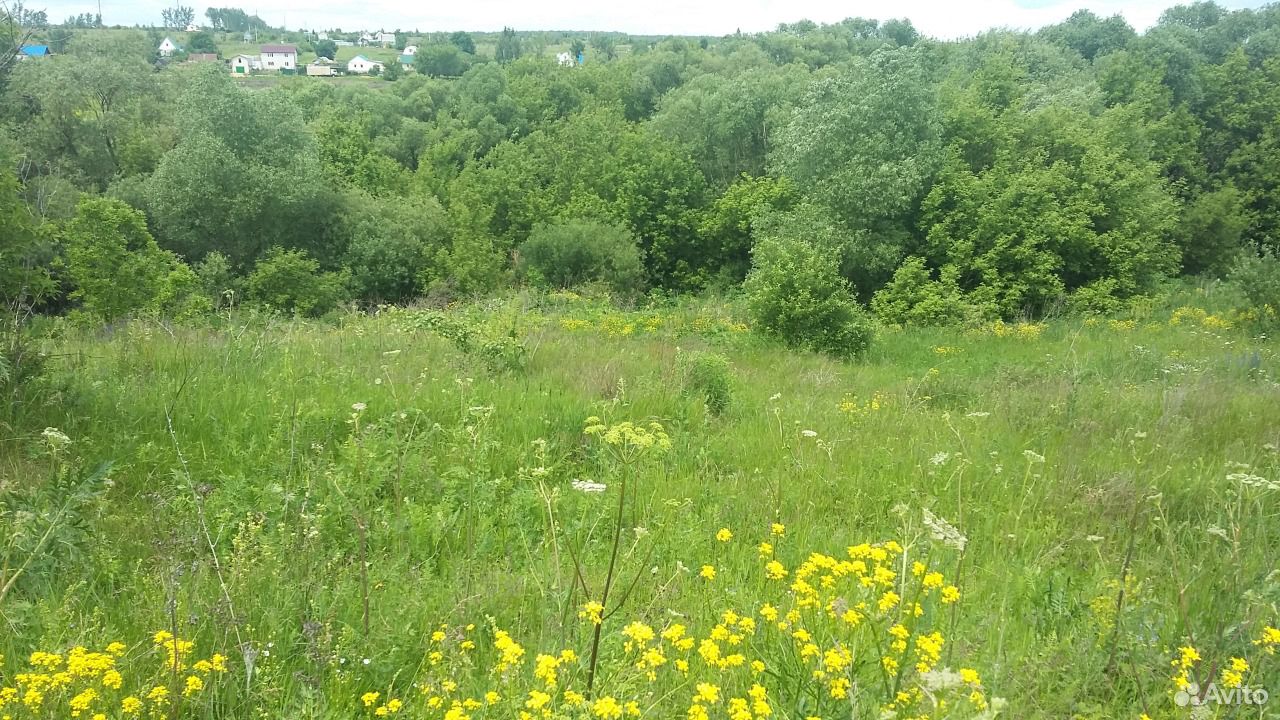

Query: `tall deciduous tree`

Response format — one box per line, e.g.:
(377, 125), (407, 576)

(770, 47), (942, 292)
(144, 66), (332, 267)
(495, 27), (521, 63)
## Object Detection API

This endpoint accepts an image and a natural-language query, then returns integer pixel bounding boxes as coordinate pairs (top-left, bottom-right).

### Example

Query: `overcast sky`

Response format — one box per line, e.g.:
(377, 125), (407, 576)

(44, 0), (1270, 38)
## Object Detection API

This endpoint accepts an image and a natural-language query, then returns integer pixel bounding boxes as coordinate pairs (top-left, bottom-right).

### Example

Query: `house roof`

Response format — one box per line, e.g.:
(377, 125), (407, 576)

(350, 54), (369, 62)
(398, 54), (414, 63)
(20, 44), (50, 56)
(261, 44), (297, 53)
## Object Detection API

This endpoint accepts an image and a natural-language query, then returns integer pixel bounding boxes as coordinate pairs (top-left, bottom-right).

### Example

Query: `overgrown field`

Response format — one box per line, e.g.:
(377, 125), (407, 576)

(2, 292), (1279, 719)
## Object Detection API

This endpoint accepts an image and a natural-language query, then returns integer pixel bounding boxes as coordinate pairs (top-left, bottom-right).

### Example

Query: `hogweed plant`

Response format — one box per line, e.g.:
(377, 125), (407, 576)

(575, 418), (672, 695)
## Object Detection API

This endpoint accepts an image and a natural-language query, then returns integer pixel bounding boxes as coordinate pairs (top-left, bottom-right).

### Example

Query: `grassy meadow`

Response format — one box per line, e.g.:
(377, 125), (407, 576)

(2, 290), (1279, 719)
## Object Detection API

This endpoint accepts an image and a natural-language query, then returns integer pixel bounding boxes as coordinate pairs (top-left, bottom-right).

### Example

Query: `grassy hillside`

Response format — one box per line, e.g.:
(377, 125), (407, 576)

(2, 291), (1277, 718)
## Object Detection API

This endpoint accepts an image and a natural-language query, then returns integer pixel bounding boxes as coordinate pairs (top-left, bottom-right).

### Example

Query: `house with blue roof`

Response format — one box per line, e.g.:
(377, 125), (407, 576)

(19, 44), (51, 59)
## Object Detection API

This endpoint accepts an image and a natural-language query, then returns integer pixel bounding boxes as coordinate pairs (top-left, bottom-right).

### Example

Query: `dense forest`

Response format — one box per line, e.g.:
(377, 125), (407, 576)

(2, 2), (1280, 338)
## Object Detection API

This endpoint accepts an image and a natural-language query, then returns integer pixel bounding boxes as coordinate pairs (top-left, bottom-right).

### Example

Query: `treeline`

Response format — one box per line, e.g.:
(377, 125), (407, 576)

(2, 3), (1280, 335)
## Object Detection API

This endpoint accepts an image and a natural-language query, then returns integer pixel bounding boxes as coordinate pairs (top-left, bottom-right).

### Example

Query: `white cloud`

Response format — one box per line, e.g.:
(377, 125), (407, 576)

(50, 0), (1270, 38)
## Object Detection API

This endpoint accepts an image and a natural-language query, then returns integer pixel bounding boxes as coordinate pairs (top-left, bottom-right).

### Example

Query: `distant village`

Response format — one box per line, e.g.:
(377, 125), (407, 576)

(17, 25), (586, 77)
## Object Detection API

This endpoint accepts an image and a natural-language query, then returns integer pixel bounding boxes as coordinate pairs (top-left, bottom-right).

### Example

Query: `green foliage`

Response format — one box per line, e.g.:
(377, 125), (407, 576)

(446, 107), (706, 291)
(770, 48), (942, 291)
(1176, 184), (1250, 276)
(698, 175), (798, 286)
(677, 349), (733, 415)
(144, 66), (331, 267)
(1037, 10), (1135, 61)
(245, 247), (350, 316)
(187, 30), (218, 54)
(0, 142), (55, 416)
(314, 39), (336, 59)
(339, 191), (450, 303)
(62, 197), (176, 321)
(394, 309), (528, 372)
(0, 147), (54, 307)
(193, 250), (236, 308)
(871, 256), (981, 326)
(1228, 251), (1280, 326)
(518, 219), (644, 294)
(414, 43), (471, 77)
(449, 31), (476, 55)
(922, 104), (1180, 317)
(6, 32), (157, 191)
(495, 27), (522, 63)
(743, 233), (874, 359)
(652, 65), (809, 188)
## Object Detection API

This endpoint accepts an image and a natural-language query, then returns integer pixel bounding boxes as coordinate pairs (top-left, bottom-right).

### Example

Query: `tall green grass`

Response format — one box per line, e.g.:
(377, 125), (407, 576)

(1, 294), (1276, 718)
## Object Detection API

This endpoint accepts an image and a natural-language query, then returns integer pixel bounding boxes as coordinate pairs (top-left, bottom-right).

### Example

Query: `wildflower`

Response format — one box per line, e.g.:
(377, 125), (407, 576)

(882, 656), (899, 676)
(362, 692), (381, 708)
(70, 687), (98, 713)
(41, 427), (72, 447)
(694, 683), (720, 705)
(525, 690), (551, 710)
(765, 560), (788, 580)
(121, 696), (143, 714)
(181, 675), (204, 697)
(878, 590), (901, 612)
(1256, 626), (1280, 655)
(485, 691), (501, 705)
(758, 541), (773, 556)
(533, 654), (560, 689)
(700, 565), (716, 581)
(771, 523), (785, 536)
(941, 585), (961, 604)
(716, 528), (733, 542)
(572, 480), (607, 493)
(960, 668), (982, 686)
(146, 685), (169, 705)
(622, 622), (655, 647)
(592, 696), (623, 719)
(493, 628), (526, 671)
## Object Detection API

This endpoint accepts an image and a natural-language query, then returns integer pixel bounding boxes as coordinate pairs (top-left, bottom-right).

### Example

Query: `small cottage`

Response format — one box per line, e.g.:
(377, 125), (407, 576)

(157, 37), (179, 57)
(229, 54), (256, 74)
(346, 55), (384, 74)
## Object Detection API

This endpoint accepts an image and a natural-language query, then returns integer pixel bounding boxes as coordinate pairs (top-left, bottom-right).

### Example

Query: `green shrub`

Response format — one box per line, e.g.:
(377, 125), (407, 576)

(871, 257), (978, 326)
(246, 248), (350, 317)
(153, 263), (213, 320)
(743, 235), (874, 359)
(678, 350), (733, 415)
(518, 219), (645, 294)
(1229, 251), (1280, 327)
(341, 194), (449, 303)
(194, 251), (237, 309)
(62, 198), (175, 322)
